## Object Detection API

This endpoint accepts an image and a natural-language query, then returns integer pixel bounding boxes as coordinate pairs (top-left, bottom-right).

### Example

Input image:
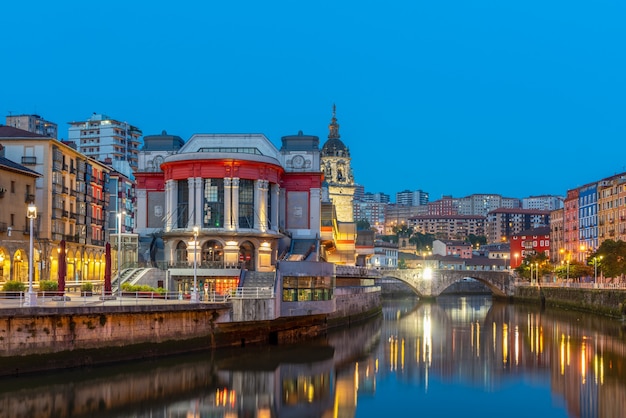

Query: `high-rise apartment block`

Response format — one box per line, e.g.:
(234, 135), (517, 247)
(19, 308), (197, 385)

(396, 189), (429, 206)
(522, 195), (563, 211)
(68, 113), (142, 171)
(457, 194), (521, 217)
(6, 114), (58, 139)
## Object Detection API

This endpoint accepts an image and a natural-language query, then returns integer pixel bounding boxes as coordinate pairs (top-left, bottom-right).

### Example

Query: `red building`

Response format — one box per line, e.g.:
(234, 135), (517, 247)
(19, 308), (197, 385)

(510, 227), (550, 268)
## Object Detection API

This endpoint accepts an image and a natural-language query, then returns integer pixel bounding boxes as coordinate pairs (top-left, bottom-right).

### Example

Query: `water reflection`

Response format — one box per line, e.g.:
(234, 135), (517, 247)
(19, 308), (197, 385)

(0, 296), (625, 418)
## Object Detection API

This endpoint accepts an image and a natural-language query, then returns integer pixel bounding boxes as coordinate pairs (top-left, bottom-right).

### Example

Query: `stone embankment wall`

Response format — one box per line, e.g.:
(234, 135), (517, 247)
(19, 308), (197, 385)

(329, 286), (381, 325)
(0, 287), (383, 375)
(513, 286), (626, 318)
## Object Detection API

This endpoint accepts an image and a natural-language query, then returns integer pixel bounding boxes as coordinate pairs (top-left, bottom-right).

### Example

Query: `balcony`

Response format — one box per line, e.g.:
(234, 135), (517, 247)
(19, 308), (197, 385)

(65, 234), (80, 243)
(21, 156), (37, 165)
(25, 194), (35, 203)
(91, 239), (105, 247)
(0, 222), (6, 233)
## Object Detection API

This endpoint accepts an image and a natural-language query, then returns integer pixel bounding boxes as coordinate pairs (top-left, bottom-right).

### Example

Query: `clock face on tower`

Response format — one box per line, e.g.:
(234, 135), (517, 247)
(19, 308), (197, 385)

(292, 155), (305, 168)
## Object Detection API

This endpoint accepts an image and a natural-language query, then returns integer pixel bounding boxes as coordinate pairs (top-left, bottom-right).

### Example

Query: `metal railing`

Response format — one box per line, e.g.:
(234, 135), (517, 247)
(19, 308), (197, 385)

(0, 289), (232, 307)
(518, 281), (626, 290)
(228, 287), (274, 299)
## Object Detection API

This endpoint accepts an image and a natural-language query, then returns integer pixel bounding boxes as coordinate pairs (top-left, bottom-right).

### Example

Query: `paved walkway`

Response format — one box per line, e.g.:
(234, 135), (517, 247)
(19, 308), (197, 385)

(0, 292), (226, 310)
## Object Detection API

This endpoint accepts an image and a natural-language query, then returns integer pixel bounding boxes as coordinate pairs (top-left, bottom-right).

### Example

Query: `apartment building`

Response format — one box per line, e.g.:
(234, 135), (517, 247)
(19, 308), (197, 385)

(457, 194), (521, 216)
(523, 195), (563, 211)
(485, 208), (550, 244)
(396, 189), (429, 206)
(6, 114), (58, 139)
(0, 126), (112, 285)
(408, 214), (485, 240)
(68, 113), (142, 171)
(0, 147), (41, 282)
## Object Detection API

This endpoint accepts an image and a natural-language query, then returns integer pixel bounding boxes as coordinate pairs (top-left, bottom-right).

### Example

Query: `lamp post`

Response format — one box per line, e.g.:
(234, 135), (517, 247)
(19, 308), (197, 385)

(566, 259), (570, 282)
(117, 211), (125, 297)
(191, 226), (199, 303)
(594, 256), (602, 283)
(26, 204), (37, 306)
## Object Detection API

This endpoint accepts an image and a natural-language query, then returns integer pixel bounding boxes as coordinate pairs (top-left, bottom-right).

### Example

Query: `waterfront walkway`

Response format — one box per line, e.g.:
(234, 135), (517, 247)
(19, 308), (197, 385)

(0, 291), (229, 310)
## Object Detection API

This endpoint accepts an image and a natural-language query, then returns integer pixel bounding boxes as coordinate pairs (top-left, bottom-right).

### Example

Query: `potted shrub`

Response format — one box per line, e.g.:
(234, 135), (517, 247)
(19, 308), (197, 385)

(39, 280), (59, 296)
(81, 282), (93, 297)
(2, 280), (25, 298)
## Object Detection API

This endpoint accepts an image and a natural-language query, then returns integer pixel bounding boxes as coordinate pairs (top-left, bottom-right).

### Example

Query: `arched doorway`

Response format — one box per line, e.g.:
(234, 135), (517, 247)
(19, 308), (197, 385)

(202, 240), (223, 268)
(239, 241), (255, 271)
(13, 250), (27, 282)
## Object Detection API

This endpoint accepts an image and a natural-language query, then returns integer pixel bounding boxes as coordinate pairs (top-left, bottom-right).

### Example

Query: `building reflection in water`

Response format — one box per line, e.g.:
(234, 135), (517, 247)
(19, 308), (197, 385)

(0, 296), (625, 418)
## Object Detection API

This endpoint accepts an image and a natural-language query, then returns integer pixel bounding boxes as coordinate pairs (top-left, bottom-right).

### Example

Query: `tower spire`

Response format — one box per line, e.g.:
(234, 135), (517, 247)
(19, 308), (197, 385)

(328, 104), (340, 140)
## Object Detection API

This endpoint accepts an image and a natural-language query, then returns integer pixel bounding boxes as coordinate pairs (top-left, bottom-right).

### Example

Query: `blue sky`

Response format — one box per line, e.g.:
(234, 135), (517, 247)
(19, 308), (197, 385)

(3, 1), (625, 200)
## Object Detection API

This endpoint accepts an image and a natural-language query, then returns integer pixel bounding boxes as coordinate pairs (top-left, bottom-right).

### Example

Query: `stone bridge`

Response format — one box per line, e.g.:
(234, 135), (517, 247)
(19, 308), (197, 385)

(378, 268), (516, 297)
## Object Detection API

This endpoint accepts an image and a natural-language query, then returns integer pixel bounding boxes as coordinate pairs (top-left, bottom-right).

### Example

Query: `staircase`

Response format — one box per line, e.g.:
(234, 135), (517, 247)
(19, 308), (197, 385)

(287, 239), (318, 261)
(241, 271), (276, 288)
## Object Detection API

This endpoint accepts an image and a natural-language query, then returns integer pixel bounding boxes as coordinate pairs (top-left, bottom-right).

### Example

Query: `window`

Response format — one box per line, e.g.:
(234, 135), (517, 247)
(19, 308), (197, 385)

(10, 181), (15, 193)
(203, 179), (224, 228)
(238, 179), (254, 229)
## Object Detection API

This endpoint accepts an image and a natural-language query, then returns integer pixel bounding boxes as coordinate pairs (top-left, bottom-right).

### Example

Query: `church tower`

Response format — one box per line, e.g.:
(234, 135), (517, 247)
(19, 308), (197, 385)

(320, 105), (355, 222)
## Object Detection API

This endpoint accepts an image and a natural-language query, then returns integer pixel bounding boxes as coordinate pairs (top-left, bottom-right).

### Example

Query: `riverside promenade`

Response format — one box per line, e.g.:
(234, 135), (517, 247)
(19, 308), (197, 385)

(0, 291), (227, 310)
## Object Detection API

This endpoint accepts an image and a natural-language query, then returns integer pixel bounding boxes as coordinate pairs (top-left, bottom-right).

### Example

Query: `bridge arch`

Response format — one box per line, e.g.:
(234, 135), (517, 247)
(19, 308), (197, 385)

(378, 268), (514, 297)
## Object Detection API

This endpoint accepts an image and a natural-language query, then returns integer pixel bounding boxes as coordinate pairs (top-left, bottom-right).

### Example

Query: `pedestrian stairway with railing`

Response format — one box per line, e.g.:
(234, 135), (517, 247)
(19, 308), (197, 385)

(231, 270), (276, 299)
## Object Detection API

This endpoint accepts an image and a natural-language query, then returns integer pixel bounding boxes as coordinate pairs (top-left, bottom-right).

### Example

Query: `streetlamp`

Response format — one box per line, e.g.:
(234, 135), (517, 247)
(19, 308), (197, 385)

(566, 259), (570, 282)
(26, 204), (37, 306)
(117, 211), (125, 297)
(191, 226), (199, 303)
(594, 255), (603, 283)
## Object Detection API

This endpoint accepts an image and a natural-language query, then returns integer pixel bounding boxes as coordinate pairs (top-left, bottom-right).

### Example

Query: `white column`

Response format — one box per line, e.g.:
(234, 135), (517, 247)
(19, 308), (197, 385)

(231, 178), (240, 230)
(254, 180), (268, 231)
(224, 178), (233, 230)
(271, 183), (280, 232)
(171, 180), (178, 229)
(310, 187), (321, 235)
(165, 180), (174, 231)
(195, 177), (203, 227)
(187, 178), (195, 228)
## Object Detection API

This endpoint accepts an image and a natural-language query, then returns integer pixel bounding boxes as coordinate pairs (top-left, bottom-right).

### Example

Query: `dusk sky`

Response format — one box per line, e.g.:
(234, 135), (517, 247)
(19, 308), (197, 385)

(3, 1), (625, 201)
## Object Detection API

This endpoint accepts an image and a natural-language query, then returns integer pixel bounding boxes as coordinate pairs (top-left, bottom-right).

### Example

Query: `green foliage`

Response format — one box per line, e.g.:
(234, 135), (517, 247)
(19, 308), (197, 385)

(515, 252), (553, 280)
(397, 259), (408, 269)
(39, 280), (58, 291)
(588, 239), (626, 279)
(121, 282), (165, 294)
(468, 234), (487, 249)
(80, 282), (93, 292)
(411, 232), (435, 252)
(2, 280), (25, 291)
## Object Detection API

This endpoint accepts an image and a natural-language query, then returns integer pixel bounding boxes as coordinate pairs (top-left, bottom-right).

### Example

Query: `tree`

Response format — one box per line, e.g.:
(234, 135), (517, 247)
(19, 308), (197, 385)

(514, 252), (552, 280)
(589, 239), (626, 279)
(410, 232), (435, 252)
(468, 234), (487, 249)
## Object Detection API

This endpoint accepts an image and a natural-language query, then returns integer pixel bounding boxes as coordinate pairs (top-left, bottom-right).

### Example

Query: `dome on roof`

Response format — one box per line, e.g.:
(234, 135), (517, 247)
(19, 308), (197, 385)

(321, 138), (349, 157)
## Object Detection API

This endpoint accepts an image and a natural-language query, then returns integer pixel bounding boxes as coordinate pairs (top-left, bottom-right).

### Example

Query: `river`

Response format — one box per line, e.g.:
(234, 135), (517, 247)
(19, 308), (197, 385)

(0, 295), (625, 418)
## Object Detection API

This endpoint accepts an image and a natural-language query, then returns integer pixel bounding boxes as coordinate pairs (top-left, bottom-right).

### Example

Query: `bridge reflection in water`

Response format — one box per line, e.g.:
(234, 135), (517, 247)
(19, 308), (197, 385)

(1, 297), (625, 418)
